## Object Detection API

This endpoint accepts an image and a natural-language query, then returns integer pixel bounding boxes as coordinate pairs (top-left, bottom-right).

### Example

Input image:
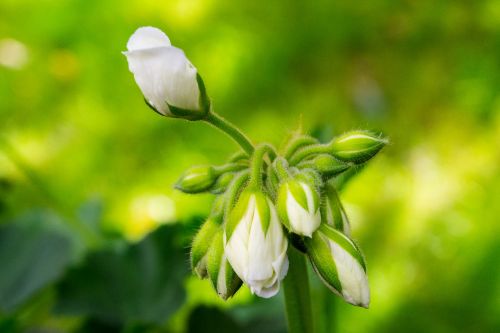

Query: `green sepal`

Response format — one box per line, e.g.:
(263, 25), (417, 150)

(196, 73), (211, 116)
(210, 172), (235, 195)
(296, 169), (323, 193)
(225, 191), (252, 241)
(288, 181), (309, 211)
(190, 218), (220, 278)
(207, 231), (223, 285)
(321, 185), (348, 233)
(144, 98), (164, 116)
(206, 230), (242, 300)
(305, 231), (342, 293)
(254, 191), (271, 234)
(168, 103), (206, 121)
(319, 224), (366, 271)
(276, 183), (291, 230)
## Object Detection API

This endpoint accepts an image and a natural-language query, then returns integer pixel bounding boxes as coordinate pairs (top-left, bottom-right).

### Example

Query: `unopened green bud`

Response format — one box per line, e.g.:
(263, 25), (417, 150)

(321, 184), (351, 236)
(330, 131), (387, 164)
(210, 172), (235, 194)
(175, 165), (217, 193)
(303, 154), (350, 177)
(206, 230), (242, 300)
(190, 218), (220, 278)
(305, 224), (369, 308)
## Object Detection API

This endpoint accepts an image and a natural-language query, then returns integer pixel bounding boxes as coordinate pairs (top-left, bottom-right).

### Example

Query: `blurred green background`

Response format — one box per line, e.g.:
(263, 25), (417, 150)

(1, 0), (499, 332)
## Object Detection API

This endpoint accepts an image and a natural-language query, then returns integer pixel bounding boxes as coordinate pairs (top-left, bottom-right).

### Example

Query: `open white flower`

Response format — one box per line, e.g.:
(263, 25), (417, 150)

(277, 179), (321, 237)
(123, 26), (208, 119)
(306, 224), (370, 308)
(224, 190), (289, 298)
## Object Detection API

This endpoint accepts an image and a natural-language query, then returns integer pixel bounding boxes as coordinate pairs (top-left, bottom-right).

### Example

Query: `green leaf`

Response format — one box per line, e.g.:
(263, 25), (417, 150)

(0, 211), (76, 313)
(55, 224), (189, 325)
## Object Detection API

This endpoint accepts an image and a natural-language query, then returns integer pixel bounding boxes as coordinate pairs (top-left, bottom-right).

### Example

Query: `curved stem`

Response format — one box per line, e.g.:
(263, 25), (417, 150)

(249, 144), (274, 189)
(224, 170), (250, 216)
(204, 112), (254, 155)
(284, 246), (314, 333)
(284, 136), (318, 160)
(214, 162), (248, 175)
(290, 143), (330, 165)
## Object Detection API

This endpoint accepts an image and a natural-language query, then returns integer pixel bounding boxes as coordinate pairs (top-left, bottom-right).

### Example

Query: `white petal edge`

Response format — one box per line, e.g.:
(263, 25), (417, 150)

(127, 26), (171, 51)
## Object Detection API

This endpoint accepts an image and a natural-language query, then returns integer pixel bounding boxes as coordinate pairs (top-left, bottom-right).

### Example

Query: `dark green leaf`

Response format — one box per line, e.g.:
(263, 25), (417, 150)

(55, 224), (189, 325)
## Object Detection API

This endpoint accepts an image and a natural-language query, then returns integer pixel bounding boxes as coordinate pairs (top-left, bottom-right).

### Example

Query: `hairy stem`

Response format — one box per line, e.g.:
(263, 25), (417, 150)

(284, 246), (314, 333)
(204, 112), (254, 155)
(290, 143), (330, 165)
(249, 144), (275, 189)
(284, 135), (318, 160)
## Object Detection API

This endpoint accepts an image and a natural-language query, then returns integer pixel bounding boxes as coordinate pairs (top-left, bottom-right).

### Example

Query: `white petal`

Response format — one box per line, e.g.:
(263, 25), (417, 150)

(127, 27), (171, 51)
(224, 196), (255, 281)
(286, 185), (321, 237)
(217, 254), (228, 296)
(253, 280), (280, 298)
(125, 46), (199, 114)
(330, 242), (370, 308)
(247, 201), (274, 282)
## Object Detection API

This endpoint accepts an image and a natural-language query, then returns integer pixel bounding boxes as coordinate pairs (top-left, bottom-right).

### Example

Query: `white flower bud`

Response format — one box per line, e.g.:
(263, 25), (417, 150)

(123, 27), (209, 119)
(224, 190), (289, 298)
(305, 224), (370, 308)
(277, 179), (321, 237)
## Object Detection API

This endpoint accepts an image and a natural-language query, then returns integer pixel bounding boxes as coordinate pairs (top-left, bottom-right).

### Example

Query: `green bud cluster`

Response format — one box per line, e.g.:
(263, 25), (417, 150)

(176, 131), (387, 304)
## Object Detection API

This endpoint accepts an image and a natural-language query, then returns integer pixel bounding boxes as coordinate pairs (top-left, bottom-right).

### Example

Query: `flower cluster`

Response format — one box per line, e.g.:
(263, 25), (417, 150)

(124, 27), (387, 308)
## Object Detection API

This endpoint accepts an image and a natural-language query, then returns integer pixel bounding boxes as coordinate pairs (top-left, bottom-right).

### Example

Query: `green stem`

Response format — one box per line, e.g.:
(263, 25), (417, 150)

(249, 144), (274, 188)
(214, 162), (248, 174)
(290, 143), (330, 165)
(284, 246), (314, 333)
(224, 170), (250, 215)
(204, 112), (254, 155)
(284, 136), (318, 160)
